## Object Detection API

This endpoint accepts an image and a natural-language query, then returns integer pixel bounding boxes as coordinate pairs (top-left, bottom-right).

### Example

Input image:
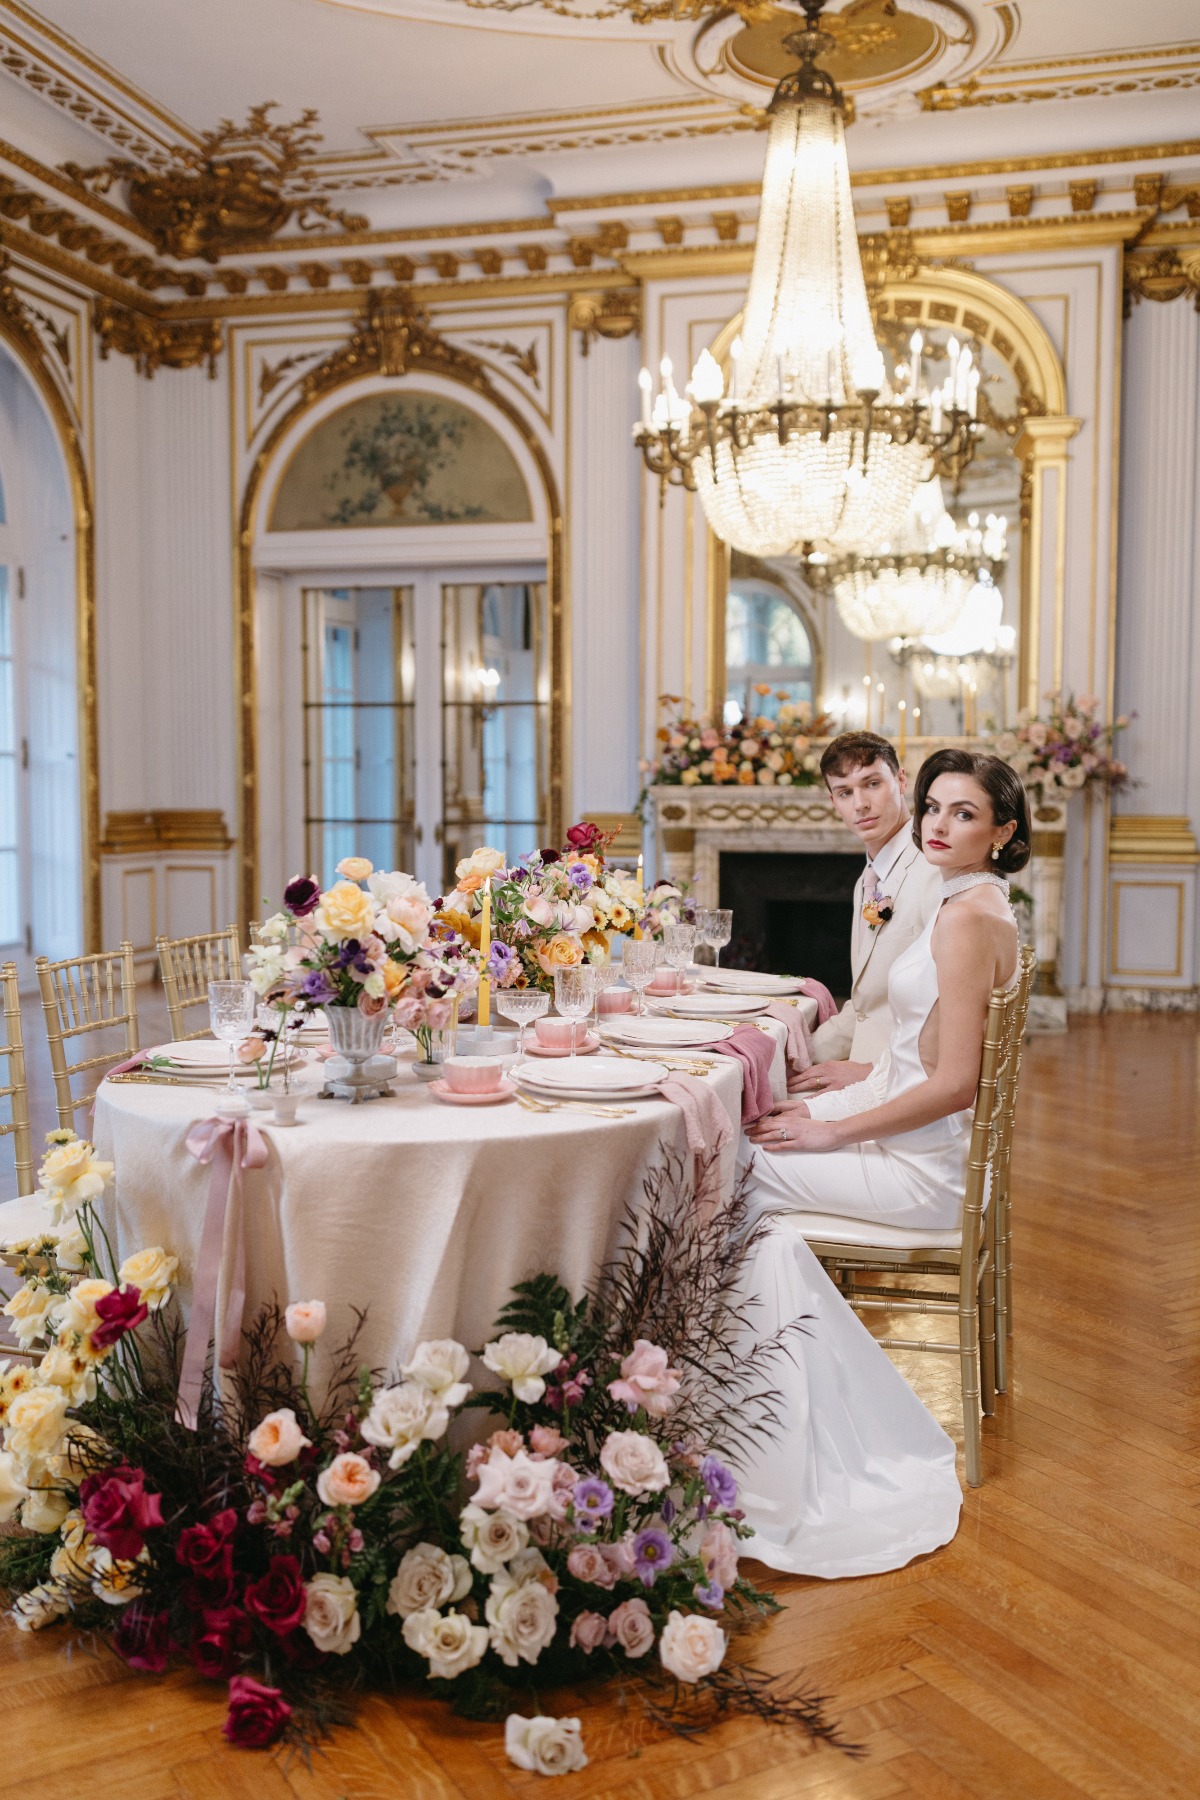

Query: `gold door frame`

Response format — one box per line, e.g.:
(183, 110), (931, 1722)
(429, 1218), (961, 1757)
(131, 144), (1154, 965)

(236, 366), (563, 931)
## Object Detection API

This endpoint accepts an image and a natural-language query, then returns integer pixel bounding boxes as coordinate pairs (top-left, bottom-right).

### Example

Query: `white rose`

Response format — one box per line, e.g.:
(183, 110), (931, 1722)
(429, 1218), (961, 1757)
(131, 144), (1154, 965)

(505, 1714), (588, 1777)
(360, 1382), (448, 1469)
(459, 1503), (529, 1573)
(37, 1344), (98, 1407)
(1061, 763), (1087, 789)
(21, 1485), (70, 1534)
(38, 1138), (113, 1225)
(387, 1542), (473, 1619)
(485, 1569), (559, 1668)
(402, 1607), (489, 1680)
(116, 1247), (178, 1311)
(53, 1277), (114, 1342)
(2, 1281), (60, 1349)
(659, 1610), (726, 1683)
(53, 1217), (89, 1274)
(11, 1582), (72, 1631)
(89, 1546), (147, 1607)
(480, 1333), (561, 1405)
(303, 1573), (362, 1655)
(599, 1430), (670, 1497)
(367, 869), (431, 908)
(6, 1385), (70, 1462)
(0, 1450), (28, 1524)
(401, 1339), (472, 1408)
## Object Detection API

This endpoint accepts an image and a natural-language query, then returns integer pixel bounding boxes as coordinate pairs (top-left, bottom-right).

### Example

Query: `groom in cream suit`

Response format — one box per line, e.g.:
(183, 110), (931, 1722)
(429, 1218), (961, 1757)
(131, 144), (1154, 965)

(790, 731), (941, 1095)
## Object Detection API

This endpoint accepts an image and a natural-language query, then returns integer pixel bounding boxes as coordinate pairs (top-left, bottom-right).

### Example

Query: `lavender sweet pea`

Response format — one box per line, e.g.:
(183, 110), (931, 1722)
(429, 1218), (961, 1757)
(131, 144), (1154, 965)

(700, 1455), (738, 1510)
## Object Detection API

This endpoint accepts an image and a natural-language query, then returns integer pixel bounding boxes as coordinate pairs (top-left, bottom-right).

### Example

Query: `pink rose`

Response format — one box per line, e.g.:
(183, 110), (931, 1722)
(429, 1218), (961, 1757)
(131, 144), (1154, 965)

(529, 1425), (566, 1458)
(699, 1519), (739, 1590)
(567, 1543), (616, 1589)
(357, 990), (388, 1018)
(607, 1340), (682, 1418)
(236, 1036), (266, 1064)
(600, 1538), (636, 1582)
(247, 1408), (311, 1468)
(474, 1447), (557, 1520)
(570, 1610), (611, 1653)
(285, 1301), (327, 1344)
(609, 1596), (654, 1658)
(316, 1452), (380, 1509)
(599, 1430), (669, 1497)
(525, 894), (555, 928)
(699, 727), (720, 750)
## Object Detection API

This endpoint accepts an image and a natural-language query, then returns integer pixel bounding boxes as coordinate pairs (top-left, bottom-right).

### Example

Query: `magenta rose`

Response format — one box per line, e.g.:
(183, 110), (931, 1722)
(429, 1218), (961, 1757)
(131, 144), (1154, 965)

(79, 1465), (164, 1562)
(223, 1675), (292, 1750)
(243, 1554), (307, 1639)
(565, 821), (604, 854)
(189, 1604), (254, 1681)
(113, 1604), (172, 1673)
(90, 1283), (149, 1353)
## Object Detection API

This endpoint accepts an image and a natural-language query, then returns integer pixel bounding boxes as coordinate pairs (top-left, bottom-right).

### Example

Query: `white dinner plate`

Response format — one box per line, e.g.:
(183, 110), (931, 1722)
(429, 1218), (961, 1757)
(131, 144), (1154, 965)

(699, 970), (807, 997)
(600, 1017), (734, 1049)
(516, 1054), (670, 1095)
(665, 994), (770, 1019)
(516, 1079), (665, 1103)
(154, 1041), (303, 1077)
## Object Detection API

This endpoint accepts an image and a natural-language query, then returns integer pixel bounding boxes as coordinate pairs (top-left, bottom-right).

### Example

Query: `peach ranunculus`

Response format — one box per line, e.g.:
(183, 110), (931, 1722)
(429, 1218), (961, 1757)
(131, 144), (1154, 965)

(335, 856), (374, 882)
(316, 1451), (381, 1509)
(236, 1035), (266, 1064)
(314, 880), (376, 942)
(535, 933), (585, 975)
(285, 1300), (327, 1343)
(607, 1340), (682, 1418)
(247, 1407), (311, 1467)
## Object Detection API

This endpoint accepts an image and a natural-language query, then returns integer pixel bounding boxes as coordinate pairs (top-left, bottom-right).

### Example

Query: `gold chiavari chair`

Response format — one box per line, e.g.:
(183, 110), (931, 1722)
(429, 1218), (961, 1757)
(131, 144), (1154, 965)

(793, 951), (1034, 1489)
(991, 946), (1037, 1392)
(0, 960), (33, 1196)
(37, 943), (140, 1129)
(157, 925), (242, 1042)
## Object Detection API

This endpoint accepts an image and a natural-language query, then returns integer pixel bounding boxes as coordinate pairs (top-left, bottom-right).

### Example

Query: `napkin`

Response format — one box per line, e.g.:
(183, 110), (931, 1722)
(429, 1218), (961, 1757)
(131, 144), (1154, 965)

(763, 1002), (813, 1075)
(105, 1047), (164, 1078)
(657, 1072), (734, 1213)
(798, 978), (838, 1025)
(711, 1023), (775, 1124)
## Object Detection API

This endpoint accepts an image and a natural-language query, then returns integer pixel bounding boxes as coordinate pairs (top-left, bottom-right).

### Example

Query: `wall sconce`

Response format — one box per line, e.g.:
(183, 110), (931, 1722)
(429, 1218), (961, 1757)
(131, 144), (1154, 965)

(474, 664), (502, 726)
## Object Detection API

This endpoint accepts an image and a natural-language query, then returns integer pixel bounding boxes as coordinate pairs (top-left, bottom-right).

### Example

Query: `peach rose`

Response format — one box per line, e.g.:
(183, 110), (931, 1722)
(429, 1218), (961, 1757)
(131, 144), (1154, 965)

(315, 880), (376, 942)
(335, 856), (374, 881)
(285, 1300), (326, 1343)
(316, 1451), (381, 1509)
(535, 933), (584, 974)
(247, 1407), (311, 1467)
(599, 1430), (669, 1497)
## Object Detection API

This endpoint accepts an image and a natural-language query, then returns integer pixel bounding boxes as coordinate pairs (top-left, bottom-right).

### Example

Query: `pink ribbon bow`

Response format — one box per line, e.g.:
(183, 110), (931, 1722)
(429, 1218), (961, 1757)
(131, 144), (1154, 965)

(176, 1115), (269, 1430)
(656, 1073), (734, 1215)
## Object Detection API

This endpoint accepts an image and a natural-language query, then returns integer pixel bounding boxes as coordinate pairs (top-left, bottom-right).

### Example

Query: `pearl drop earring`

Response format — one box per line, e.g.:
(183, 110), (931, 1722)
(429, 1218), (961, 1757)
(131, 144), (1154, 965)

(991, 844), (1001, 862)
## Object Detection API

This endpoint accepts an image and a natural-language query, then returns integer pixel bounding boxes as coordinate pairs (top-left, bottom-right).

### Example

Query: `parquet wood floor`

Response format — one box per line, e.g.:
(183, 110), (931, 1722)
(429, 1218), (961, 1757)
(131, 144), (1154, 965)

(4, 1013), (1199, 1799)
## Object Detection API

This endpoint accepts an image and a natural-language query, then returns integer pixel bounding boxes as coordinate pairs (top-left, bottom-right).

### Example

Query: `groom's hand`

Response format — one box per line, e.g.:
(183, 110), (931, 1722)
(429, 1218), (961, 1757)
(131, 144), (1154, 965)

(787, 1059), (872, 1095)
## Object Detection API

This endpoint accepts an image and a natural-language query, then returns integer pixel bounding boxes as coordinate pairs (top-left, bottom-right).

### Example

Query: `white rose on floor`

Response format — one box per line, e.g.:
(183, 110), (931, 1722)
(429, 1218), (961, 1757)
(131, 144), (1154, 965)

(21, 1486), (70, 1534)
(659, 1609), (726, 1683)
(505, 1715), (588, 1777)
(284, 1299), (327, 1343)
(360, 1381), (449, 1469)
(480, 1332), (560, 1404)
(11, 1581), (72, 1631)
(402, 1607), (489, 1680)
(6, 1385), (70, 1462)
(401, 1338), (471, 1408)
(304, 1573), (362, 1655)
(486, 1568), (559, 1667)
(387, 1542), (473, 1619)
(247, 1406), (311, 1467)
(599, 1430), (670, 1497)
(0, 1450), (28, 1524)
(459, 1503), (528, 1573)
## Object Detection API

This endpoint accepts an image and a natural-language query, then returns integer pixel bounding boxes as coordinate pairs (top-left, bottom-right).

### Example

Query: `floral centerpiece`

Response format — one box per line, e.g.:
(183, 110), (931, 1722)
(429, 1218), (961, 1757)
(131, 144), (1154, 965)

(0, 1141), (852, 1768)
(988, 691), (1130, 799)
(641, 692), (835, 791)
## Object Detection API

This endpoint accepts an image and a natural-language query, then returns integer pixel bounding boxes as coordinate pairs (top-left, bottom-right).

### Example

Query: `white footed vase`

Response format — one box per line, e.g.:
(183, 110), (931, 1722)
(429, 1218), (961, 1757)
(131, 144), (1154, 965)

(323, 1005), (391, 1102)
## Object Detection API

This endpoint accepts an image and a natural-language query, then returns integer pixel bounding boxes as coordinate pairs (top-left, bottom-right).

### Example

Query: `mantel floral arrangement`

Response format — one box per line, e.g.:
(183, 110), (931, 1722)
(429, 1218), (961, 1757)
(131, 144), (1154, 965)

(641, 693), (836, 792)
(1, 1138), (854, 1770)
(989, 691), (1130, 800)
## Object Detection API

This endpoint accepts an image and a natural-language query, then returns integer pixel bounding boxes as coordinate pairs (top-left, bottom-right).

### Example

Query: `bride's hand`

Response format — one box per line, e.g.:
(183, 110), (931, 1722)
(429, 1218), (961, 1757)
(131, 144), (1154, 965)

(746, 1109), (845, 1152)
(787, 1059), (872, 1096)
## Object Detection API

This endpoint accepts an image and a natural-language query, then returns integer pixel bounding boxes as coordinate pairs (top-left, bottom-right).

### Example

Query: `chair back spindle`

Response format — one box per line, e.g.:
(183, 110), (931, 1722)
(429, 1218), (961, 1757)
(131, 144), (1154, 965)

(156, 926), (243, 1042)
(0, 961), (33, 1192)
(36, 943), (141, 1129)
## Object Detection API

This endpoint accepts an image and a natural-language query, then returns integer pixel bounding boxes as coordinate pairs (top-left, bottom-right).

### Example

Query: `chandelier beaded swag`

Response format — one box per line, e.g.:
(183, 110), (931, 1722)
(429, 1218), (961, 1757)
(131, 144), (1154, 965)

(632, 0), (983, 560)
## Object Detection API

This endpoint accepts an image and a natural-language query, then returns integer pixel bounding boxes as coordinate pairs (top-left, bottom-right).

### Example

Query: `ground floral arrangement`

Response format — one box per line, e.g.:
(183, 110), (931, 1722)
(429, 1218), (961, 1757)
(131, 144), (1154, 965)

(988, 689), (1130, 798)
(0, 1136), (854, 1771)
(641, 693), (836, 791)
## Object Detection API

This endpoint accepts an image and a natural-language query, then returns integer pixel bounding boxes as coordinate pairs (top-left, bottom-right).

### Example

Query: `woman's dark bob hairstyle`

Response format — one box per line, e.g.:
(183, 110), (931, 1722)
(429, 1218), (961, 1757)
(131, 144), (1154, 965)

(912, 748), (1032, 875)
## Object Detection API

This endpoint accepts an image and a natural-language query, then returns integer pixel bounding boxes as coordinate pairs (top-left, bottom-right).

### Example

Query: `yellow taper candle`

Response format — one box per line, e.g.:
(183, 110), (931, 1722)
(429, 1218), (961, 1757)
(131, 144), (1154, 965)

(478, 878), (492, 1026)
(633, 853), (644, 940)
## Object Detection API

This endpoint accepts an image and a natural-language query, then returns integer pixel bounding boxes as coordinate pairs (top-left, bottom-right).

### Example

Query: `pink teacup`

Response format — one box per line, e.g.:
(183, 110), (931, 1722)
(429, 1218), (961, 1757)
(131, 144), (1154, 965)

(597, 988), (633, 1015)
(536, 1016), (582, 1048)
(443, 1055), (503, 1095)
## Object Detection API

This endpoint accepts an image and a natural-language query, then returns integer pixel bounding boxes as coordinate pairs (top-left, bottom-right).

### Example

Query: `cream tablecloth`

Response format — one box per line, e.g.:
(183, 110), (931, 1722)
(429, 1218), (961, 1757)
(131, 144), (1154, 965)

(92, 1046), (763, 1384)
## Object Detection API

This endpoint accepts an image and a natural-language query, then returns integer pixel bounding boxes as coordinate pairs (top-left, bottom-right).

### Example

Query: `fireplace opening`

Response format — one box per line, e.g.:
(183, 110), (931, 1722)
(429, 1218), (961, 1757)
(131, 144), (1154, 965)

(718, 851), (862, 998)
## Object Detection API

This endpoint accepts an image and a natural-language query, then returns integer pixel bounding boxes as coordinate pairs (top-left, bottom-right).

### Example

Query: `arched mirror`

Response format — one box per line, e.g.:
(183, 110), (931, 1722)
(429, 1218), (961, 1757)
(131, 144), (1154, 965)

(723, 561), (819, 726)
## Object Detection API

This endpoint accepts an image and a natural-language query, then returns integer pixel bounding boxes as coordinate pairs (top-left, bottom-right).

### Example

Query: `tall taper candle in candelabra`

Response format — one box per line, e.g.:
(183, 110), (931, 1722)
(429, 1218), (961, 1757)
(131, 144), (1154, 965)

(478, 878), (492, 1026)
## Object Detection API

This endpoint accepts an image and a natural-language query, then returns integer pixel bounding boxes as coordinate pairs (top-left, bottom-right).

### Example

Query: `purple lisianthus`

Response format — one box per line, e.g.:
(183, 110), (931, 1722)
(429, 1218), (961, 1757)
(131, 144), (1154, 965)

(632, 1527), (674, 1588)
(283, 874), (320, 917)
(337, 938), (374, 976)
(567, 861), (593, 893)
(486, 941), (521, 987)
(700, 1454), (738, 1510)
(694, 1580), (724, 1610)
(299, 968), (336, 1005)
(572, 1477), (614, 1527)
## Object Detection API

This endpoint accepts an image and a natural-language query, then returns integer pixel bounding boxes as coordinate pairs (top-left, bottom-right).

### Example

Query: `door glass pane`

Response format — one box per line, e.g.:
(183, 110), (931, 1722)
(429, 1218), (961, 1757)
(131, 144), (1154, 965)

(302, 587), (415, 885)
(441, 582), (547, 886)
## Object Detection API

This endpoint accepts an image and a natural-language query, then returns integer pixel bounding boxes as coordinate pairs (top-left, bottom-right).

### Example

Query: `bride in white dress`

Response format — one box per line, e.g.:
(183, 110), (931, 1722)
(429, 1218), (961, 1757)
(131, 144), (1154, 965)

(730, 750), (1030, 1578)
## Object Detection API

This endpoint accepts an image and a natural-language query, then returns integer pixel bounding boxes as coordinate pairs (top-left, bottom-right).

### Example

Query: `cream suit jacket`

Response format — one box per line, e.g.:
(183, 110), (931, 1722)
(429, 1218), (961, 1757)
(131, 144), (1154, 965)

(810, 835), (943, 1066)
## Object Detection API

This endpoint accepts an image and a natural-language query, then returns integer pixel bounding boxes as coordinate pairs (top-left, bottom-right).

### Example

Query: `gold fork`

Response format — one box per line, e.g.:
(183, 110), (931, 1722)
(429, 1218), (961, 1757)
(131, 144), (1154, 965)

(514, 1091), (636, 1120)
(605, 1044), (714, 1078)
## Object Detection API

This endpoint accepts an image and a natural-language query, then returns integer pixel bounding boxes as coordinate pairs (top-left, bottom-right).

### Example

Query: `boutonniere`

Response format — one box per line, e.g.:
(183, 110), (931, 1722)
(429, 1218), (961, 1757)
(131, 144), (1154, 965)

(862, 895), (894, 932)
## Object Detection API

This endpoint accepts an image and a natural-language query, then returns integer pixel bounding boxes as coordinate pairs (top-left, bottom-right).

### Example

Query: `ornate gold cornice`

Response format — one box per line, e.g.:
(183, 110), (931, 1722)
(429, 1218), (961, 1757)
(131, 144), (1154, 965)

(94, 296), (223, 378)
(1109, 815), (1200, 865)
(567, 288), (641, 354)
(296, 284), (479, 399)
(1124, 246), (1200, 315)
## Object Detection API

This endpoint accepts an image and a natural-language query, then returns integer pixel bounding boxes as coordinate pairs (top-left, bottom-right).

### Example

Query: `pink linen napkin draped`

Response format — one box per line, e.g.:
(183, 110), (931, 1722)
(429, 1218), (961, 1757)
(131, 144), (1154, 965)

(763, 1001), (813, 1075)
(105, 1046), (166, 1078)
(798, 978), (838, 1025)
(656, 1073), (733, 1213)
(710, 1023), (776, 1124)
(176, 1115), (269, 1430)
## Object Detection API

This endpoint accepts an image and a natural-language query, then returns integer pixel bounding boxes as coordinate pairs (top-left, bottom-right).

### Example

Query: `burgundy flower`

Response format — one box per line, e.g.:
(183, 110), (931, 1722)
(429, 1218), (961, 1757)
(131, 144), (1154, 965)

(189, 1604), (253, 1681)
(113, 1604), (172, 1673)
(223, 1675), (292, 1750)
(243, 1554), (306, 1639)
(539, 847), (562, 864)
(283, 874), (321, 917)
(176, 1509), (238, 1606)
(79, 1465), (164, 1562)
(90, 1284), (149, 1353)
(565, 820), (605, 854)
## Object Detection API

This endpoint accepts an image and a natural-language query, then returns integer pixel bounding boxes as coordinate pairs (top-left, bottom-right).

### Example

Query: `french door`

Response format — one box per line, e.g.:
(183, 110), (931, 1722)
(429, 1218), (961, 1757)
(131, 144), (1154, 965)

(300, 567), (548, 896)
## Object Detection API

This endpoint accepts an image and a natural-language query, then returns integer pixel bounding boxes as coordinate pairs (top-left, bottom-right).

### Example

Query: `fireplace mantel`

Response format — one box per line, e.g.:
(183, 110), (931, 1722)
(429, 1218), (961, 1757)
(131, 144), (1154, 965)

(651, 785), (855, 907)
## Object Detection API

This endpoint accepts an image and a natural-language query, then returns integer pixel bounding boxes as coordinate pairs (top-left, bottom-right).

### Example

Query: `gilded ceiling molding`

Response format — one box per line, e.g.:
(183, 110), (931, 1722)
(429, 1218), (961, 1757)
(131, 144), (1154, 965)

(1123, 247), (1200, 315)
(63, 107), (368, 262)
(296, 284), (482, 399)
(920, 58), (1200, 112)
(567, 288), (641, 354)
(0, 169), (173, 290)
(93, 296), (223, 378)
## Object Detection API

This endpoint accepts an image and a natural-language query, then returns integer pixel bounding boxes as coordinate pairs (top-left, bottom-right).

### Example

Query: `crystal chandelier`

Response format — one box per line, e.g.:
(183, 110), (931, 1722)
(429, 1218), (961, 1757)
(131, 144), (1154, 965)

(632, 0), (981, 558)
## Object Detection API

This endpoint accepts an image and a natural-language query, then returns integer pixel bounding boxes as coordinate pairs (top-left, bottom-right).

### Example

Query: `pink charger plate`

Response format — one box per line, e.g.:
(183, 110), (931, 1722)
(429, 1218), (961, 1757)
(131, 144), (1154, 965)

(428, 1077), (515, 1106)
(524, 1032), (600, 1057)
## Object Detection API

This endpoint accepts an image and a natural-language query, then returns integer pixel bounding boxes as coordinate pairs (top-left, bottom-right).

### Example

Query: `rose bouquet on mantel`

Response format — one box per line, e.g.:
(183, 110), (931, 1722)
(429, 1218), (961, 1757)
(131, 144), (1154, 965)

(988, 690), (1130, 802)
(0, 1144), (854, 1767)
(641, 692), (835, 792)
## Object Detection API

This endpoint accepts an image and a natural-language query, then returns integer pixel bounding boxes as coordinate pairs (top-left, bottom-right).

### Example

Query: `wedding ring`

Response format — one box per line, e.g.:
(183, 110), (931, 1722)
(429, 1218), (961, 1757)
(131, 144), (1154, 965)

(777, 1127), (786, 1140)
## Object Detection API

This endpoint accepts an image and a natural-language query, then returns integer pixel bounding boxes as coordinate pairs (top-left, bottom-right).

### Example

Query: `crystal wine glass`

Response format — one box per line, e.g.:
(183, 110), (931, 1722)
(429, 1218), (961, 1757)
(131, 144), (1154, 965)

(621, 936), (658, 1017)
(704, 908), (733, 969)
(588, 961), (618, 1032)
(663, 921), (697, 996)
(496, 988), (550, 1067)
(554, 966), (595, 1059)
(209, 980), (257, 1112)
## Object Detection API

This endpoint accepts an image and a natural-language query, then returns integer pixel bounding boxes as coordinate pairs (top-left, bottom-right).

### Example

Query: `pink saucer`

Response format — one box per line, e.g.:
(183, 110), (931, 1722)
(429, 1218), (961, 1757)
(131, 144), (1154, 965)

(647, 977), (693, 997)
(525, 1031), (600, 1057)
(428, 1077), (515, 1105)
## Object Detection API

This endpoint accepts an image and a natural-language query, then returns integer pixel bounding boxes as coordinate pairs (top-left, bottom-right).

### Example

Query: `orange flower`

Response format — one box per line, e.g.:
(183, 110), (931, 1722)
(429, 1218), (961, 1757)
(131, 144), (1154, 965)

(754, 682), (772, 697)
(439, 907), (481, 949)
(737, 766), (756, 785)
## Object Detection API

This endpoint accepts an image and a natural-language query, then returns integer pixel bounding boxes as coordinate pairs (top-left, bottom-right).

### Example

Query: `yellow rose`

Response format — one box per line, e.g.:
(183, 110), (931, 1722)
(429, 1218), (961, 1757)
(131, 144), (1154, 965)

(314, 880), (376, 942)
(0, 1363), (35, 1423)
(335, 856), (374, 881)
(37, 1345), (97, 1406)
(6, 1384), (70, 1462)
(117, 1247), (178, 1311)
(2, 1281), (58, 1350)
(680, 768), (702, 785)
(381, 960), (406, 997)
(38, 1138), (113, 1223)
(536, 934), (584, 974)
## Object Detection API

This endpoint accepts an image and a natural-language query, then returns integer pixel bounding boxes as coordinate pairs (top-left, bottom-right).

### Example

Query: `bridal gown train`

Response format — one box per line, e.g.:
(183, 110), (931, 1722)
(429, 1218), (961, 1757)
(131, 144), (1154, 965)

(728, 888), (1016, 1577)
